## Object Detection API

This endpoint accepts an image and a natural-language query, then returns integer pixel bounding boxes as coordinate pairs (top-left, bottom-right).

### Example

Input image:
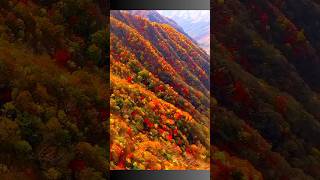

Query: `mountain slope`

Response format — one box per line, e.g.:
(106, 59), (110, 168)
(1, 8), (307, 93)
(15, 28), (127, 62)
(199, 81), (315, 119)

(212, 0), (320, 179)
(0, 0), (108, 179)
(125, 10), (208, 53)
(125, 10), (187, 36)
(110, 11), (210, 170)
(157, 10), (210, 54)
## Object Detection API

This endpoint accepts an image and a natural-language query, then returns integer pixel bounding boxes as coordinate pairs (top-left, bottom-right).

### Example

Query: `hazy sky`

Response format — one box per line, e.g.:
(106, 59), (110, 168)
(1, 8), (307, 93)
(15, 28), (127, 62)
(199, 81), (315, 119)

(157, 10), (210, 23)
(157, 10), (210, 54)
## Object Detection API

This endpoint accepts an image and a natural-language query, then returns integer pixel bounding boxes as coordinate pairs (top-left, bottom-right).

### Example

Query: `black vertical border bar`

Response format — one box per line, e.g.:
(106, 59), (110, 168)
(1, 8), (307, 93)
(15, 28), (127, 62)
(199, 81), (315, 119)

(108, 0), (211, 179)
(104, 0), (110, 179)
(210, 1), (214, 180)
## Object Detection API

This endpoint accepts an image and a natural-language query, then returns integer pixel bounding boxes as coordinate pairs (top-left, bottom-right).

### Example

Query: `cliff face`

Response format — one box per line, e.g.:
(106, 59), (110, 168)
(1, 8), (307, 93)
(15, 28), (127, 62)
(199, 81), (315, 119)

(212, 0), (320, 179)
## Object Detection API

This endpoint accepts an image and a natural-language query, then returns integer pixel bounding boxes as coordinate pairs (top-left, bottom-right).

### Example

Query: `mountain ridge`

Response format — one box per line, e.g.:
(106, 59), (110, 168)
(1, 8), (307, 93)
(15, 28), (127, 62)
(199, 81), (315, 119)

(110, 10), (210, 170)
(212, 0), (320, 179)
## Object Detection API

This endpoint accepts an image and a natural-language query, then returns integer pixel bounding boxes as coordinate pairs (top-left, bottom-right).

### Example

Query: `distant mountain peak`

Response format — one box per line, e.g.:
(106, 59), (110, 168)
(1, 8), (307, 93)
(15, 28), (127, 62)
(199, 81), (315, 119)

(122, 10), (191, 40)
(157, 10), (210, 54)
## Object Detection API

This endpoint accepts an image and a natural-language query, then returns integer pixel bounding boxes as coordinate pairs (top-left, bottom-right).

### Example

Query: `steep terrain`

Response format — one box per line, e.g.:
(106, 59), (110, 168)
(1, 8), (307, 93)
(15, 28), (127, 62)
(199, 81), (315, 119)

(109, 10), (210, 170)
(212, 0), (320, 179)
(1, 0), (319, 179)
(126, 10), (202, 50)
(0, 0), (108, 179)
(126, 10), (186, 35)
(157, 10), (211, 53)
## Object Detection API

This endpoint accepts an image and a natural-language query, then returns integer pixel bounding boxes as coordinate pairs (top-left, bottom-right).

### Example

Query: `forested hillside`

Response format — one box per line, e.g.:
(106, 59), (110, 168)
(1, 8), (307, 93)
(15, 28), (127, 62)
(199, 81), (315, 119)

(212, 0), (320, 179)
(157, 10), (211, 53)
(110, 10), (210, 170)
(0, 0), (108, 179)
(1, 0), (319, 179)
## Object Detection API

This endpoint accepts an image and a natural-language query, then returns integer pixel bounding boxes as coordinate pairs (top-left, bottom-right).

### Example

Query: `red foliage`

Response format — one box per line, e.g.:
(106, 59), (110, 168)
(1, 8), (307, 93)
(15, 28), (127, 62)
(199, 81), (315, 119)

(127, 153), (134, 159)
(19, 0), (29, 5)
(158, 128), (165, 134)
(173, 129), (178, 136)
(167, 133), (173, 141)
(275, 95), (288, 114)
(47, 8), (54, 17)
(127, 77), (133, 83)
(117, 158), (126, 169)
(155, 85), (165, 92)
(195, 91), (202, 99)
(174, 111), (182, 120)
(232, 81), (250, 103)
(69, 159), (86, 172)
(143, 118), (154, 128)
(185, 147), (192, 155)
(131, 110), (137, 117)
(161, 125), (168, 131)
(214, 70), (228, 87)
(182, 88), (189, 96)
(214, 160), (233, 179)
(127, 127), (132, 136)
(54, 49), (71, 65)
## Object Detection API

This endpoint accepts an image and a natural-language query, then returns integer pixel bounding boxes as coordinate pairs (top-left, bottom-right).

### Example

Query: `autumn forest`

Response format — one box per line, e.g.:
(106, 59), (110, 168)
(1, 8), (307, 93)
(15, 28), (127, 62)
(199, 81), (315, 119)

(110, 10), (210, 170)
(211, 0), (320, 179)
(0, 0), (320, 179)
